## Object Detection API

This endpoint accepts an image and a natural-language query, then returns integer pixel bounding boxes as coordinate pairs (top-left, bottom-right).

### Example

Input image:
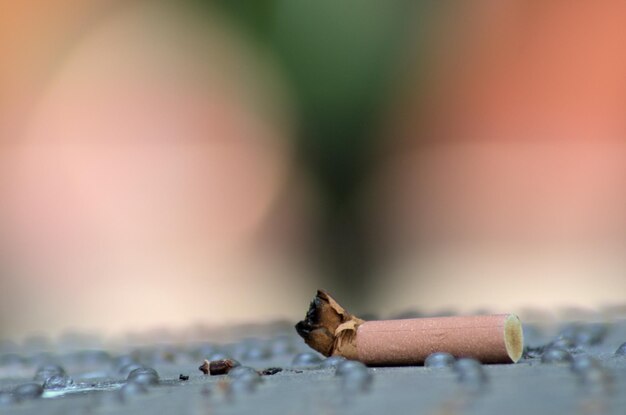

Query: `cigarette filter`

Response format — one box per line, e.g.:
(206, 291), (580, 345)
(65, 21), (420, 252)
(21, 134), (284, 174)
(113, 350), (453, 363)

(295, 290), (523, 365)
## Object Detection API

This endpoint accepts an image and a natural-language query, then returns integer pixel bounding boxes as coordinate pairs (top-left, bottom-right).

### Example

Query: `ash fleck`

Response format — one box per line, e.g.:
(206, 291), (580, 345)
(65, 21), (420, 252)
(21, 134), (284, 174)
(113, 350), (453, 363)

(260, 367), (282, 376)
(523, 345), (545, 359)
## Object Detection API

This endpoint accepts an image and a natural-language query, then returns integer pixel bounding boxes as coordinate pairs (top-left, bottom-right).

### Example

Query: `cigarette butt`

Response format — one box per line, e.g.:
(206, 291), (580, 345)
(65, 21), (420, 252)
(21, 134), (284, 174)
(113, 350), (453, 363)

(295, 290), (524, 365)
(356, 314), (523, 365)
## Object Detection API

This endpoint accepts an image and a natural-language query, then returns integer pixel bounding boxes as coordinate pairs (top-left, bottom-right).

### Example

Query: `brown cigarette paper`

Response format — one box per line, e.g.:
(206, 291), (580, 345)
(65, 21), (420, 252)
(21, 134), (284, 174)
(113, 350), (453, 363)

(295, 290), (524, 365)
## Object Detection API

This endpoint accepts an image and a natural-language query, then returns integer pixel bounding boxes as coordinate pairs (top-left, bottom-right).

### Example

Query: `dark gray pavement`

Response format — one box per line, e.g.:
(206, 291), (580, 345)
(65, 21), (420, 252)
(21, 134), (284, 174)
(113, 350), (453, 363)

(1, 318), (625, 414)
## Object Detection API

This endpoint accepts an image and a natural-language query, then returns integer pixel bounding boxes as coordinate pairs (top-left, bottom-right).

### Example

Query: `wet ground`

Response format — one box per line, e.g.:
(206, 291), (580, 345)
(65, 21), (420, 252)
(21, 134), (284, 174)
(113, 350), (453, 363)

(1, 316), (625, 414)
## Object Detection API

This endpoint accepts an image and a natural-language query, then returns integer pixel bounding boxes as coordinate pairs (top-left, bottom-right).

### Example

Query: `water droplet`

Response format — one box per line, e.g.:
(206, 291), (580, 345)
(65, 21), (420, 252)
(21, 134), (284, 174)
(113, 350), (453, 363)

(0, 392), (20, 406)
(320, 356), (347, 368)
(291, 352), (322, 368)
(550, 338), (576, 351)
(127, 367), (159, 386)
(118, 381), (149, 402)
(14, 383), (43, 399)
(269, 336), (296, 357)
(43, 374), (74, 390)
(453, 358), (487, 384)
(570, 355), (601, 375)
(228, 366), (259, 379)
(335, 360), (372, 393)
(0, 353), (27, 367)
(335, 360), (368, 377)
(541, 348), (573, 364)
(425, 352), (455, 368)
(34, 364), (66, 382)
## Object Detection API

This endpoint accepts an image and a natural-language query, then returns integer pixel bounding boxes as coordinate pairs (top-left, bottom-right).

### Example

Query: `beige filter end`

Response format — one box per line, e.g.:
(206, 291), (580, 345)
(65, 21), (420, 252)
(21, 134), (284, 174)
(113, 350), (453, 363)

(504, 314), (524, 363)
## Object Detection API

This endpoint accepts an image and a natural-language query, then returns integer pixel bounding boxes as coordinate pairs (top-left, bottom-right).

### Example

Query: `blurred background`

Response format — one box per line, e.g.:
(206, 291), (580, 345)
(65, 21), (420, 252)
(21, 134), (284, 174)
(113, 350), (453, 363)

(1, 0), (625, 340)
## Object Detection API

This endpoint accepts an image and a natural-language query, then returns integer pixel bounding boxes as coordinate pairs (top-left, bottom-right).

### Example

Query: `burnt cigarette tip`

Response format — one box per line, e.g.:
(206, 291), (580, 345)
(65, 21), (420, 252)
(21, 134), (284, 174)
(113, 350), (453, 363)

(294, 289), (363, 358)
(504, 314), (524, 363)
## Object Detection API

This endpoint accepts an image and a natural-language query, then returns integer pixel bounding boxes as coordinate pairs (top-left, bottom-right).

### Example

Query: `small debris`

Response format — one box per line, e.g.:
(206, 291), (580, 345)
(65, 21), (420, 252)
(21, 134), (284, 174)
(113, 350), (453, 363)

(199, 358), (240, 375)
(260, 367), (282, 376)
(523, 345), (546, 359)
(179, 374), (189, 381)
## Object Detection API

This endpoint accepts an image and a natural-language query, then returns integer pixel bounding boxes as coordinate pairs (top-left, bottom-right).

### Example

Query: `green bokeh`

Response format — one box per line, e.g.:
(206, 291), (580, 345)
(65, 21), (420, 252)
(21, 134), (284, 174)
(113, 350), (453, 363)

(198, 0), (426, 297)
